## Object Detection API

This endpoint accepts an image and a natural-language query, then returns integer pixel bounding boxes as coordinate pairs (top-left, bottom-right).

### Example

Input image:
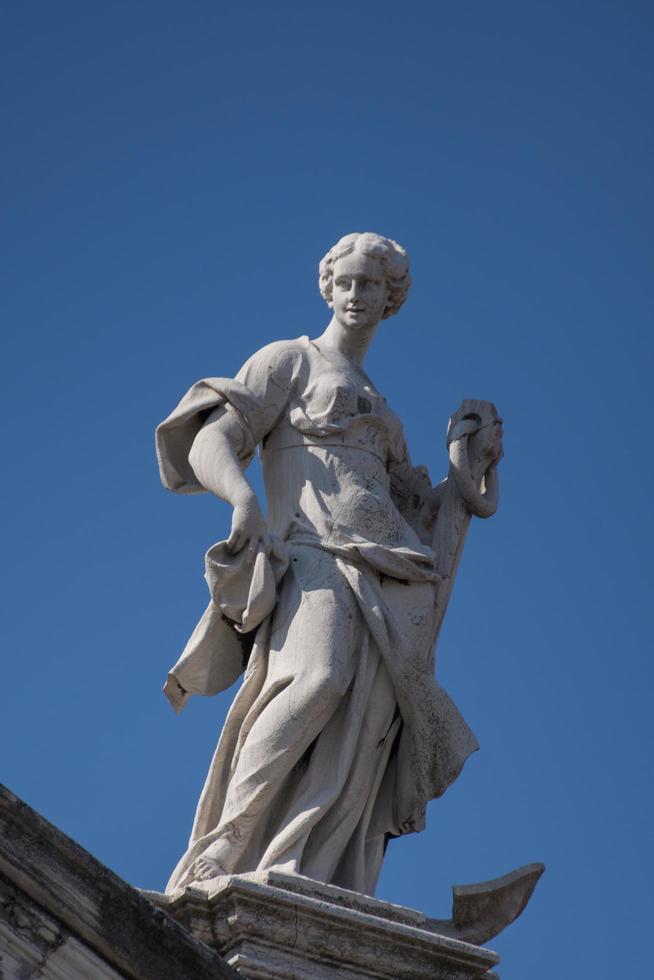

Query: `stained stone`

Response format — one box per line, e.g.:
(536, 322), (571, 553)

(0, 785), (235, 980)
(153, 232), (542, 973)
(146, 871), (501, 980)
(156, 234), (506, 897)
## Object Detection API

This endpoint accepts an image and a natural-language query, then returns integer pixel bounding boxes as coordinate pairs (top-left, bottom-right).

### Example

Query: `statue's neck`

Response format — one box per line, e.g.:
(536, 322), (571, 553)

(314, 317), (378, 368)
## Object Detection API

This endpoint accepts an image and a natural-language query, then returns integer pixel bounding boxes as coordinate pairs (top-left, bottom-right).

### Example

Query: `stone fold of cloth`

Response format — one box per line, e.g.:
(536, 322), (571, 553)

(163, 537), (290, 714)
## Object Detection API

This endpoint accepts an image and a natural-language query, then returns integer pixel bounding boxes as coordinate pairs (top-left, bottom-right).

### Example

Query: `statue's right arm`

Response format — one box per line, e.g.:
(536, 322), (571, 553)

(188, 408), (269, 555)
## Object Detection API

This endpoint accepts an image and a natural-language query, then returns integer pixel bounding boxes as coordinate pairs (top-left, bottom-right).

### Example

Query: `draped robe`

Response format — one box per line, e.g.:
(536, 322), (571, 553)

(156, 337), (477, 895)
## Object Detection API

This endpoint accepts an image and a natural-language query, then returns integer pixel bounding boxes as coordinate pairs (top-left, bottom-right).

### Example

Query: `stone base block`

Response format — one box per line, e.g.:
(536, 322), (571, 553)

(146, 871), (500, 980)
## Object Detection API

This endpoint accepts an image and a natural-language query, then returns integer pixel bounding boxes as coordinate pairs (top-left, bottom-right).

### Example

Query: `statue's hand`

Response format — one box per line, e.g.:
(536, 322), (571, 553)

(227, 493), (270, 555)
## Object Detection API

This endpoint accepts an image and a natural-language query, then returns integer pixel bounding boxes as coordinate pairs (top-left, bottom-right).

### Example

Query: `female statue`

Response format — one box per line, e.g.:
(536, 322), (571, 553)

(156, 232), (502, 896)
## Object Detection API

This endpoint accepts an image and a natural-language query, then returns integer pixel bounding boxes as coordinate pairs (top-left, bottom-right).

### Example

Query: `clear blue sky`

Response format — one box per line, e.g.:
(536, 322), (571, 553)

(2, 3), (652, 977)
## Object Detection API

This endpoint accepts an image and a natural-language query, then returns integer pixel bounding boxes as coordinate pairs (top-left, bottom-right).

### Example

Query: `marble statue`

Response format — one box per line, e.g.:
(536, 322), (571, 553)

(156, 233), (526, 915)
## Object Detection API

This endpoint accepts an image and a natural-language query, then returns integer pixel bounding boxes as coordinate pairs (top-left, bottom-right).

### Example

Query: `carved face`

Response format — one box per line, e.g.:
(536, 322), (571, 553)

(331, 252), (389, 332)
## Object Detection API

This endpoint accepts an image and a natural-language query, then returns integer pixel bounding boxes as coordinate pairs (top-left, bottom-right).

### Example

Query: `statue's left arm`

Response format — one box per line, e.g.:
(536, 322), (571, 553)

(388, 440), (448, 544)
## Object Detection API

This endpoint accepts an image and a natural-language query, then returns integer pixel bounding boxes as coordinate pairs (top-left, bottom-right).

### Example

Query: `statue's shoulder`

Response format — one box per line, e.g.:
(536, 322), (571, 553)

(240, 336), (309, 386)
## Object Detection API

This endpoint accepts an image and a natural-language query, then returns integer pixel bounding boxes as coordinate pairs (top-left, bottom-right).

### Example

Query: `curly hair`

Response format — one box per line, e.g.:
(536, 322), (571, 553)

(318, 232), (411, 320)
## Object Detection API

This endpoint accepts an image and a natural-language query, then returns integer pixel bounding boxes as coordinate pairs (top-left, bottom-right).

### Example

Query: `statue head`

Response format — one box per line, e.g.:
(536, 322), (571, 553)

(318, 233), (411, 320)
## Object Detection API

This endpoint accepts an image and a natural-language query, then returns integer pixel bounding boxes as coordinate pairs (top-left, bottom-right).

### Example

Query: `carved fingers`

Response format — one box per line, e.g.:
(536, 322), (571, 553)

(227, 496), (271, 555)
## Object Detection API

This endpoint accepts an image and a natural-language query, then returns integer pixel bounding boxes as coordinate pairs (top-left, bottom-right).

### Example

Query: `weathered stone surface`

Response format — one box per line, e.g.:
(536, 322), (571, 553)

(145, 871), (501, 979)
(152, 231), (540, 971)
(156, 233), (509, 901)
(0, 785), (236, 979)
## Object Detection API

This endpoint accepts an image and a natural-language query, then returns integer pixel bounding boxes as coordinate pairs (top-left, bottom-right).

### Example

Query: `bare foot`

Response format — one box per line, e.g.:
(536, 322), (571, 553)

(193, 854), (228, 881)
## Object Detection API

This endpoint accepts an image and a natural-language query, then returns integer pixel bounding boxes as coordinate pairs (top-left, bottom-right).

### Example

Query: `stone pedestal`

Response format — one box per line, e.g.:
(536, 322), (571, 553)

(147, 871), (500, 980)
